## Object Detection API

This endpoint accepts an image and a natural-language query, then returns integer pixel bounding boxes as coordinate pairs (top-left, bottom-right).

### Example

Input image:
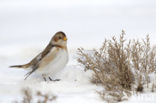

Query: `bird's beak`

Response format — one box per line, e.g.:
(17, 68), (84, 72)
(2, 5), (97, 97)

(63, 37), (67, 41)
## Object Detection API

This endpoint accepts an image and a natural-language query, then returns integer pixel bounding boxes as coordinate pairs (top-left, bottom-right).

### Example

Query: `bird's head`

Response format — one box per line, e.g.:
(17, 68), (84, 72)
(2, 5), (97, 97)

(51, 31), (67, 47)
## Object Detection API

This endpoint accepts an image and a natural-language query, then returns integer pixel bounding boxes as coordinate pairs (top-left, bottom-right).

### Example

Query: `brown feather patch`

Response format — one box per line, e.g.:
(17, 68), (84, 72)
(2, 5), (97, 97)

(38, 47), (59, 70)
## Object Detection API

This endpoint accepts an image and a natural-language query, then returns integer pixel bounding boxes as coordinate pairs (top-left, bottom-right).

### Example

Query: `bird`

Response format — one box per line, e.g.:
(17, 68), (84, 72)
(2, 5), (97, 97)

(10, 31), (68, 81)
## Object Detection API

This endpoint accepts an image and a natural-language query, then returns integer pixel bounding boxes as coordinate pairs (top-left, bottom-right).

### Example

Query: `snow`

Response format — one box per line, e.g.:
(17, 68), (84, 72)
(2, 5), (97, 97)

(123, 93), (156, 103)
(1, 46), (156, 103)
(0, 0), (156, 103)
(0, 47), (102, 103)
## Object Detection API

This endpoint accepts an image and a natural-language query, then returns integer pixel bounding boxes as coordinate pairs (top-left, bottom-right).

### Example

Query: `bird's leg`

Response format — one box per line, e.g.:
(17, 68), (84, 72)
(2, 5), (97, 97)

(42, 74), (47, 81)
(43, 77), (47, 81)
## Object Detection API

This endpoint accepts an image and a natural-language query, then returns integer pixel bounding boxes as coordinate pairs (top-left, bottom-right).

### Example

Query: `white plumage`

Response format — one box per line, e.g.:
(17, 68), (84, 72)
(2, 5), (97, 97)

(37, 47), (68, 77)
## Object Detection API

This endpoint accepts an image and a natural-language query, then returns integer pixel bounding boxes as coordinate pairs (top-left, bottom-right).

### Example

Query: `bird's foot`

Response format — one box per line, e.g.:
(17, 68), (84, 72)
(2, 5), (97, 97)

(49, 77), (60, 81)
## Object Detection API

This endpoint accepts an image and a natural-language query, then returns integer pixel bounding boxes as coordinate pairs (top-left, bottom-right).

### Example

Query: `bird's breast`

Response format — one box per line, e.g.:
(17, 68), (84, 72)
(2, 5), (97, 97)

(38, 48), (68, 75)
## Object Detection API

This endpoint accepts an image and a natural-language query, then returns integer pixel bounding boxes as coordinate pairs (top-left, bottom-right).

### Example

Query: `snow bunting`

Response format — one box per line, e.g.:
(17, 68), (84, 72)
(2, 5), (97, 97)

(10, 31), (68, 81)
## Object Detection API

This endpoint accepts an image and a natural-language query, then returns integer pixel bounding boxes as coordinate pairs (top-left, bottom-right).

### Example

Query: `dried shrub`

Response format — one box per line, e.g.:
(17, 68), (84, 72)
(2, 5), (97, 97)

(77, 31), (156, 102)
(36, 90), (57, 103)
(151, 83), (156, 92)
(131, 36), (156, 91)
(14, 88), (57, 103)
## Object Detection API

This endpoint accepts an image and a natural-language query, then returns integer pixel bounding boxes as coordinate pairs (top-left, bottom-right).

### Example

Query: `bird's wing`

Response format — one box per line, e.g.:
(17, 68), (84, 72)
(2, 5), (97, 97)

(25, 43), (58, 80)
(39, 47), (59, 69)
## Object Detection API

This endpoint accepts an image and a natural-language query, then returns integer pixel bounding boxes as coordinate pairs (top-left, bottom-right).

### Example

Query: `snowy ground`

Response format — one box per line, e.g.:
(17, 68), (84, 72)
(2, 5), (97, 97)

(1, 46), (156, 103)
(1, 0), (156, 103)
(0, 46), (103, 103)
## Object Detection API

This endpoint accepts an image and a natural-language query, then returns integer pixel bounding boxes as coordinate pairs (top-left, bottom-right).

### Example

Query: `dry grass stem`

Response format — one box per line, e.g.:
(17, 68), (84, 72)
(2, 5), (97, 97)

(14, 88), (57, 103)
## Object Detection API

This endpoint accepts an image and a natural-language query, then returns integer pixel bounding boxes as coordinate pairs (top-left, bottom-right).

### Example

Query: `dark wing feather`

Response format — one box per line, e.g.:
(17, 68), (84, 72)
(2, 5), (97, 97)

(24, 63), (39, 80)
(24, 43), (54, 80)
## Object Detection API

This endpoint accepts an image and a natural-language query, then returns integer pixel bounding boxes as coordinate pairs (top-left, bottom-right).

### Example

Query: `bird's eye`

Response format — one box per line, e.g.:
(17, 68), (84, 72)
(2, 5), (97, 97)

(58, 36), (62, 39)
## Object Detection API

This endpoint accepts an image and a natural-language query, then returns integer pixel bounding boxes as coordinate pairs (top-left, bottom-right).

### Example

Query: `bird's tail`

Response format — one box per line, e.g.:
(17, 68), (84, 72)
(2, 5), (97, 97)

(9, 63), (30, 69)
